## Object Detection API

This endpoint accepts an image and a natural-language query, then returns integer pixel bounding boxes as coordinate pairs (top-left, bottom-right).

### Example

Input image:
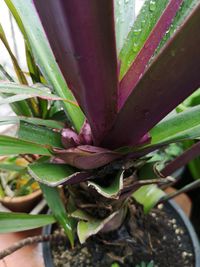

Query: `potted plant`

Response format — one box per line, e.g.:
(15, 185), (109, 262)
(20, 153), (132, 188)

(0, 156), (42, 212)
(0, 0), (200, 266)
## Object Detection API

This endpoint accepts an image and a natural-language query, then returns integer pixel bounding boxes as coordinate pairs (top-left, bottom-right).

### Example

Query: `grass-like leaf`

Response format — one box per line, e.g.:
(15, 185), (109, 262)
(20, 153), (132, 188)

(0, 135), (51, 156)
(40, 184), (74, 246)
(5, 0), (85, 131)
(0, 212), (55, 233)
(150, 106), (200, 145)
(102, 4), (200, 148)
(114, 0), (135, 54)
(133, 185), (165, 213)
(0, 116), (64, 129)
(119, 0), (183, 109)
(18, 122), (62, 148)
(119, 0), (169, 79)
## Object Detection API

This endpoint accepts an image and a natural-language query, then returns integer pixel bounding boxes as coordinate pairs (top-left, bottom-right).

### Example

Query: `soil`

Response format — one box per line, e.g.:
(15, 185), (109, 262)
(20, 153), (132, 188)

(50, 203), (194, 267)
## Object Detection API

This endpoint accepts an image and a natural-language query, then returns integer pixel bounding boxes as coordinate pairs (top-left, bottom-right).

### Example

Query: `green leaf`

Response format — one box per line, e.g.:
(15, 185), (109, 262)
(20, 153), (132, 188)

(77, 211), (120, 244)
(0, 23), (28, 84)
(71, 209), (94, 221)
(28, 162), (75, 186)
(0, 163), (25, 172)
(159, 0), (199, 50)
(88, 171), (124, 199)
(111, 263), (120, 267)
(114, 0), (135, 54)
(150, 106), (200, 146)
(40, 184), (74, 246)
(0, 23), (39, 116)
(0, 94), (34, 105)
(0, 116), (64, 129)
(0, 63), (31, 117)
(182, 88), (200, 108)
(119, 0), (168, 79)
(25, 42), (41, 83)
(0, 135), (51, 156)
(0, 212), (55, 233)
(133, 185), (165, 213)
(5, 0), (85, 131)
(18, 122), (62, 148)
(0, 82), (67, 100)
(0, 63), (14, 82)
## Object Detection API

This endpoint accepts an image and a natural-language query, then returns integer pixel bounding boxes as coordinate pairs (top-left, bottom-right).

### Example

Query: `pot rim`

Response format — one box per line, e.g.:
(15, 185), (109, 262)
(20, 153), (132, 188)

(0, 189), (42, 204)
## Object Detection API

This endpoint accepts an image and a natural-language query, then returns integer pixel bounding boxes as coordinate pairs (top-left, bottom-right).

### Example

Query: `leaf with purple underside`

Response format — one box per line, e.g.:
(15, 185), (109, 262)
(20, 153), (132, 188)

(161, 141), (200, 177)
(119, 0), (183, 109)
(33, 0), (118, 144)
(61, 121), (92, 149)
(102, 4), (200, 149)
(53, 145), (122, 170)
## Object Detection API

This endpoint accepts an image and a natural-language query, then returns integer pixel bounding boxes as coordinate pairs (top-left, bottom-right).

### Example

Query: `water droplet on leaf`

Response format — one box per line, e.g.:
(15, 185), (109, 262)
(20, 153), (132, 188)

(149, 0), (156, 12)
(133, 43), (139, 52)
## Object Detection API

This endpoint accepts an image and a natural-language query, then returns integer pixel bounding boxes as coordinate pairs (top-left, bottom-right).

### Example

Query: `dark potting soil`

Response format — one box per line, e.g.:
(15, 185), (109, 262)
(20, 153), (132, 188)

(50, 203), (194, 267)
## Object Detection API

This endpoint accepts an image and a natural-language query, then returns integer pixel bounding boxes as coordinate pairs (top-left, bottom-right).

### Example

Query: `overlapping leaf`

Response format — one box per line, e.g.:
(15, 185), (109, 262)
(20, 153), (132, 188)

(119, 0), (183, 109)
(102, 4), (200, 148)
(0, 135), (51, 156)
(53, 145), (121, 170)
(40, 184), (74, 246)
(5, 0), (84, 131)
(33, 0), (118, 144)
(28, 162), (90, 186)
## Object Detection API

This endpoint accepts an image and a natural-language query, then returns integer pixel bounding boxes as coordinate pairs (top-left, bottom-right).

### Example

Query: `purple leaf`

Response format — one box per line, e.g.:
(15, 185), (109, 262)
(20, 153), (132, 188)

(62, 121), (93, 149)
(62, 128), (81, 149)
(33, 0), (118, 144)
(53, 145), (121, 170)
(102, 4), (200, 149)
(161, 141), (200, 176)
(79, 121), (93, 146)
(118, 0), (183, 109)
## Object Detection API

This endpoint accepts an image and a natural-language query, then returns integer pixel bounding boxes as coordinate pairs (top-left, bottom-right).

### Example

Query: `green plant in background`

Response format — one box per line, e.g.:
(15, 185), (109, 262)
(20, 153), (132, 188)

(0, 156), (39, 198)
(135, 261), (155, 267)
(176, 90), (200, 180)
(0, 0), (199, 262)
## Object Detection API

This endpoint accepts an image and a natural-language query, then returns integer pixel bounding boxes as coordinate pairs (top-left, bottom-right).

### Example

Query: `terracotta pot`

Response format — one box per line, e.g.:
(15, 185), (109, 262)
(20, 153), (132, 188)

(0, 189), (42, 213)
(165, 187), (192, 217)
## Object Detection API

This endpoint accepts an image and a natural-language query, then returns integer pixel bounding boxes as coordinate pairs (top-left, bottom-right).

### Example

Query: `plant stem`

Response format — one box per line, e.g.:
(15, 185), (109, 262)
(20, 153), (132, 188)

(160, 180), (200, 203)
(0, 234), (66, 260)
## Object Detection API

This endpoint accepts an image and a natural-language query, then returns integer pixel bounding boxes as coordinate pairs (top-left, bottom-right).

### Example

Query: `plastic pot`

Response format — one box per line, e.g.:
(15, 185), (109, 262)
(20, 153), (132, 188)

(42, 200), (200, 267)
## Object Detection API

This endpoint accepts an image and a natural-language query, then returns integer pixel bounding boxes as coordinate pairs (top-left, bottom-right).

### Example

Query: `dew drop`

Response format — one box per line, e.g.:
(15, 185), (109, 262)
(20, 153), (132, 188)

(133, 29), (141, 36)
(149, 0), (156, 12)
(141, 20), (146, 28)
(133, 42), (139, 52)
